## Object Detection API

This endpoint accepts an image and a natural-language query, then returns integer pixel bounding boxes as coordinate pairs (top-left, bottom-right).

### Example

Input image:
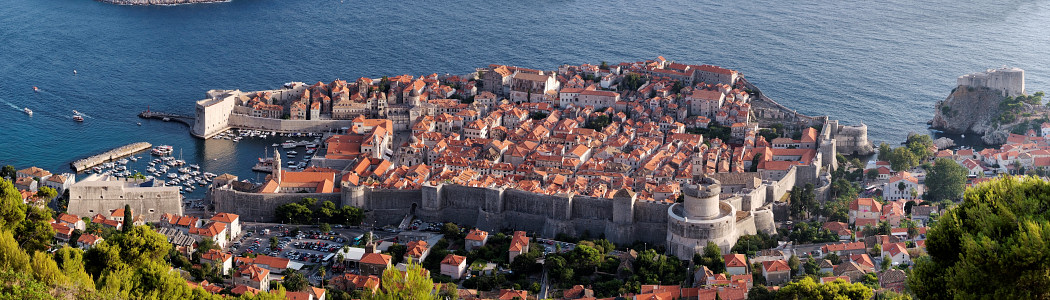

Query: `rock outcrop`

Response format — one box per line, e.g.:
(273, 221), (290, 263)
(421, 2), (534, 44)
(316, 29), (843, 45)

(97, 0), (227, 5)
(931, 86), (1045, 145)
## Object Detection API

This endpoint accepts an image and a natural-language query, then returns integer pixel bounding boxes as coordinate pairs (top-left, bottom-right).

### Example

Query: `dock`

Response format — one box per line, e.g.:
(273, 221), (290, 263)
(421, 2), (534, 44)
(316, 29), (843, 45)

(70, 142), (152, 172)
(139, 110), (194, 127)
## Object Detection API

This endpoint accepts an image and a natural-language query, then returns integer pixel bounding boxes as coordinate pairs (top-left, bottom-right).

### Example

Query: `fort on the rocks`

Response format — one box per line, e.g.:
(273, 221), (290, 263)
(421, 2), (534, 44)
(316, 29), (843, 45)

(204, 57), (870, 258)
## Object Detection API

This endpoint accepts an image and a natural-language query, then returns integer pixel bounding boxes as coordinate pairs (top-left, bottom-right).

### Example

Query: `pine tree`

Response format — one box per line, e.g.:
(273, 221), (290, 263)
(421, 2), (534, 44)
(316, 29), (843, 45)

(122, 204), (132, 233)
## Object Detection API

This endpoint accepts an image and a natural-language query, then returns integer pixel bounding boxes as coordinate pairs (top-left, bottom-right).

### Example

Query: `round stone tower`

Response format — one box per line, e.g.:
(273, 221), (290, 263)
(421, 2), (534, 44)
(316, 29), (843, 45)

(683, 177), (721, 219)
(666, 177), (740, 260)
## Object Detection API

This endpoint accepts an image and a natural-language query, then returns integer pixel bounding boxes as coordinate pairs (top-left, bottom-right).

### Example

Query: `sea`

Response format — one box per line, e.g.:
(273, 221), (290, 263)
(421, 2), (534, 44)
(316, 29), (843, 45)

(1, 0), (1049, 198)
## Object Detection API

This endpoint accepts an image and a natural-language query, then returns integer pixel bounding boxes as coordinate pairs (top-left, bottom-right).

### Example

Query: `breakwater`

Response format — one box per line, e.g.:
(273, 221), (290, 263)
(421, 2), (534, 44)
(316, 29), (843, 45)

(96, 0), (228, 5)
(70, 142), (152, 172)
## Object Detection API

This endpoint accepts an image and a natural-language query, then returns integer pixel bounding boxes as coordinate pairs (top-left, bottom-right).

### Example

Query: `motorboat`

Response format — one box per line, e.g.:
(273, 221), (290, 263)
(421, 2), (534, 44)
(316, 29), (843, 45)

(33, 86), (39, 92)
(73, 115), (84, 122)
(151, 145), (174, 156)
(23, 108), (32, 116)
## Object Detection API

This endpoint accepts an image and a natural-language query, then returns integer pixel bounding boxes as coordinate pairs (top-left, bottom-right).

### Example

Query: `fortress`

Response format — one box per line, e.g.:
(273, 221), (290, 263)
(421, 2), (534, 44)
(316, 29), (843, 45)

(957, 67), (1026, 97)
(211, 168), (798, 260)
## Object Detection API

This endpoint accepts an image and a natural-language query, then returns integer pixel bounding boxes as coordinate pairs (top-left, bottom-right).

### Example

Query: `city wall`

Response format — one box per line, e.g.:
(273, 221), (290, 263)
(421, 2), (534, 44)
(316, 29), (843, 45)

(209, 188), (342, 222)
(228, 114), (355, 133)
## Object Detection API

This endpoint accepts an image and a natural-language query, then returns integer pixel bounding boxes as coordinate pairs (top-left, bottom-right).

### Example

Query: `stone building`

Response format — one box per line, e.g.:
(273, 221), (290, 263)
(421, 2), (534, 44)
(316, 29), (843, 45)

(666, 178), (758, 260)
(67, 175), (182, 223)
(957, 67), (1025, 97)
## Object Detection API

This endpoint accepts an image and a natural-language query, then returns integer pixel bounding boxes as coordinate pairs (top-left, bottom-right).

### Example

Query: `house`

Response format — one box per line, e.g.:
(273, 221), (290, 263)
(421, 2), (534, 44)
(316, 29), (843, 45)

(883, 171), (922, 201)
(235, 255), (290, 275)
(724, 254), (748, 275)
(849, 198), (882, 226)
(464, 229), (489, 251)
(960, 159), (985, 177)
(331, 273), (380, 294)
(14, 177), (38, 192)
(287, 288), (326, 300)
(51, 222), (73, 243)
(822, 221), (853, 240)
(359, 253), (391, 276)
(879, 269), (907, 293)
(833, 261), (870, 283)
(76, 233), (103, 249)
(561, 285), (594, 299)
(209, 212), (241, 241)
(818, 259), (834, 274)
(820, 241), (867, 256)
(882, 242), (910, 266)
(235, 264), (270, 292)
(16, 166), (52, 182)
(189, 222), (228, 249)
(404, 240), (430, 264)
(42, 174), (74, 195)
(200, 249), (234, 276)
(440, 254), (467, 279)
(760, 260), (791, 286)
(56, 213), (86, 231)
(911, 206), (939, 226)
(497, 289), (528, 300)
(230, 285), (261, 296)
(508, 231), (530, 263)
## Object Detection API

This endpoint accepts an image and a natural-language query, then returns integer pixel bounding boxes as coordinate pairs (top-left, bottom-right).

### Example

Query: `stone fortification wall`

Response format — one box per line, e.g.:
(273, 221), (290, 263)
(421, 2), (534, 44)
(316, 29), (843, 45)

(753, 208), (777, 235)
(957, 67), (1025, 97)
(68, 183), (182, 222)
(735, 212), (758, 237)
(228, 114), (355, 133)
(766, 167), (796, 204)
(362, 188), (421, 226)
(828, 120), (875, 156)
(209, 188), (340, 222)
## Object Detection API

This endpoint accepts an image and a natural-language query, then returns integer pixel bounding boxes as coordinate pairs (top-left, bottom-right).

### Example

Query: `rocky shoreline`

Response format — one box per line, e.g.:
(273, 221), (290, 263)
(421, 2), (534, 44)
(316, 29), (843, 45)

(97, 0), (228, 5)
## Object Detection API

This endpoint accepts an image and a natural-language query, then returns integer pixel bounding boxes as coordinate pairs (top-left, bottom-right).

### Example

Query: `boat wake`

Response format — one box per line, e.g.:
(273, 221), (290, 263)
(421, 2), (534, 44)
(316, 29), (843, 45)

(0, 98), (21, 111)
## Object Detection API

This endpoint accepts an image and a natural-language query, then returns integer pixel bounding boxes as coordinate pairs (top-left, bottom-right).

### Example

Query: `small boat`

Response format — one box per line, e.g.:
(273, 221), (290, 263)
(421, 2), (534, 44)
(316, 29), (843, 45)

(73, 110), (80, 115)
(167, 173), (178, 179)
(23, 108), (32, 116)
(272, 143), (279, 147)
(73, 115), (84, 122)
(137, 123), (142, 126)
(117, 159), (128, 165)
(73, 70), (77, 75)
(32, 86), (39, 92)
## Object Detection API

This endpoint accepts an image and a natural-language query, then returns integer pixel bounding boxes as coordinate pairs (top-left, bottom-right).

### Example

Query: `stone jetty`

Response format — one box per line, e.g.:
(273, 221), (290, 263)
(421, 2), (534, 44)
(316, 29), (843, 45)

(97, 0), (228, 5)
(70, 142), (152, 172)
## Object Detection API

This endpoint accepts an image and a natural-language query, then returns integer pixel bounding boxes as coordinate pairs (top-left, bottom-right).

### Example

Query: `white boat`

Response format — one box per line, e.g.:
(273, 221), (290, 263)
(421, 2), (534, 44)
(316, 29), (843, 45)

(23, 108), (32, 116)
(151, 145), (174, 156)
(117, 159), (129, 165)
(282, 142), (297, 149)
(190, 164), (200, 169)
(129, 156), (139, 162)
(167, 173), (177, 179)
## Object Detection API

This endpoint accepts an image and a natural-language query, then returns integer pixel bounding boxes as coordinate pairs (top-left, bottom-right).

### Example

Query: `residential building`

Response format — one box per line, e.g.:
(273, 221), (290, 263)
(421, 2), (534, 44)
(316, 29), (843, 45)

(760, 260), (791, 286)
(440, 254), (467, 279)
(359, 253), (391, 277)
(464, 229), (489, 251)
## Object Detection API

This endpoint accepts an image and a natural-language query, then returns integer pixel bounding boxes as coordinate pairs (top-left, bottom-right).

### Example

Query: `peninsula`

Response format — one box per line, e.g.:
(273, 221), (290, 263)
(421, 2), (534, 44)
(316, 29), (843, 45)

(196, 57), (874, 258)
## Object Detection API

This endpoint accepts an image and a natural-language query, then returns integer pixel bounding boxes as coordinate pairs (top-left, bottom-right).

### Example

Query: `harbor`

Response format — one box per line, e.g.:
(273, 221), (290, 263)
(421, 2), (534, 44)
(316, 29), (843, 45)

(69, 142), (152, 172)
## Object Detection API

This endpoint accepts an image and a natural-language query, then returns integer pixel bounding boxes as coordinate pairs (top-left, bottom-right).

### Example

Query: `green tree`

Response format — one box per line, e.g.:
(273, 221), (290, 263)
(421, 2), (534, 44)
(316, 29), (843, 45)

(337, 205), (364, 226)
(275, 202), (313, 224)
(270, 236), (279, 249)
(787, 254), (800, 276)
(910, 176), (1050, 299)
(282, 269), (308, 292)
(825, 252), (842, 265)
(925, 157), (967, 202)
(890, 147), (917, 171)
(320, 223), (332, 233)
(365, 263), (436, 300)
(16, 205), (55, 253)
(440, 223), (461, 239)
(0, 165), (15, 180)
(693, 241), (725, 274)
(0, 179), (27, 231)
(776, 277), (873, 300)
(36, 186), (57, 201)
(865, 168), (879, 181)
(122, 204), (133, 233)
(316, 201), (338, 223)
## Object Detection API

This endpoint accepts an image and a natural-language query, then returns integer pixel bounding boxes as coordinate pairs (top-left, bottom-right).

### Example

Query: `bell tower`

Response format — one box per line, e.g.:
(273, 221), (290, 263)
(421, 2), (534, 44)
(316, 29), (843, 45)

(273, 148), (282, 184)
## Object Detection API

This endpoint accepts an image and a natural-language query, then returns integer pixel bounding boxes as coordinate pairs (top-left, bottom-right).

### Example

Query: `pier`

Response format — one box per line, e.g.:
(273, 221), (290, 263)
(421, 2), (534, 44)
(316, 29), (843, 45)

(70, 142), (152, 172)
(139, 110), (194, 127)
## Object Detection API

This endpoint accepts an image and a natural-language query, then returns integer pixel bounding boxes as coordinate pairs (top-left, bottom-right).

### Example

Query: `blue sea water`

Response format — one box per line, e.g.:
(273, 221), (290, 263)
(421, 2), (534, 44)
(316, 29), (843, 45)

(1, 0), (1049, 196)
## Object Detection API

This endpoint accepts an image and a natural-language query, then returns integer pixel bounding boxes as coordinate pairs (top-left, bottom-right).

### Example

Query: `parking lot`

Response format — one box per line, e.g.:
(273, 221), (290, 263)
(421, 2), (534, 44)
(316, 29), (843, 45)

(229, 223), (398, 265)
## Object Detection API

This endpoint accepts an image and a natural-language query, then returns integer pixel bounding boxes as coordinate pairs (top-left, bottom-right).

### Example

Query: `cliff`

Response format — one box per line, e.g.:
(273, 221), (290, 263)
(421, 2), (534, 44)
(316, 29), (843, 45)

(931, 86), (1046, 144)
(97, 0), (227, 5)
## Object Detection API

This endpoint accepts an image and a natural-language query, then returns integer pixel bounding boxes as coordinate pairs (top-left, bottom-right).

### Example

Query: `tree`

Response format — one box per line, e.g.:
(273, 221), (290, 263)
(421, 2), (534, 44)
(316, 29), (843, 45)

(925, 158), (967, 202)
(282, 269), (308, 292)
(776, 277), (873, 300)
(0, 165), (15, 180)
(890, 147), (917, 171)
(802, 254), (820, 275)
(365, 263), (437, 300)
(319, 223), (332, 233)
(910, 176), (1050, 299)
(35, 186), (57, 201)
(693, 241), (725, 274)
(122, 204), (133, 233)
(336, 205), (364, 226)
(787, 254), (800, 276)
(270, 236), (279, 249)
(275, 202), (313, 224)
(440, 223), (461, 240)
(0, 179), (27, 231)
(865, 168), (879, 181)
(825, 252), (842, 265)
